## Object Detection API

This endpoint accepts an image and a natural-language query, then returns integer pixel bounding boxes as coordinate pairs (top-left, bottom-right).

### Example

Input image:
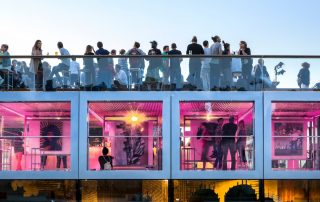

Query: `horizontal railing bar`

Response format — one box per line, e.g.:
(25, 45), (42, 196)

(0, 136), (70, 138)
(1, 55), (320, 59)
(181, 136), (254, 137)
(88, 135), (162, 138)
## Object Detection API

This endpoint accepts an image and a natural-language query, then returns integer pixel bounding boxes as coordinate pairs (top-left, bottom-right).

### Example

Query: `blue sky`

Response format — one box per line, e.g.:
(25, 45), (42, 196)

(2, 0), (320, 87)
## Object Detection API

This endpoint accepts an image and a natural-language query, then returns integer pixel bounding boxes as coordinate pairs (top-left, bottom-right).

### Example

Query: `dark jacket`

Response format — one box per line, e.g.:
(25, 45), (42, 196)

(298, 67), (310, 86)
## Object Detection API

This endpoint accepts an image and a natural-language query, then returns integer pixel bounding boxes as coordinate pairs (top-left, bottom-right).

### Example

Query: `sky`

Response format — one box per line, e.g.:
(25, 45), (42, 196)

(2, 0), (320, 87)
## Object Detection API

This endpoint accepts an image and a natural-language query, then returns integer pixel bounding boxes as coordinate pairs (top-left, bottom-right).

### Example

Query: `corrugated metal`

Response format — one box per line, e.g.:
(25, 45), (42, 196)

(89, 102), (162, 117)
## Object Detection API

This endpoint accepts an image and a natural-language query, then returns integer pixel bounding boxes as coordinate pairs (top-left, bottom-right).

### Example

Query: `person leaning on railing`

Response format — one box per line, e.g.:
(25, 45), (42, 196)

(168, 43), (183, 90)
(0, 44), (12, 88)
(186, 36), (204, 90)
(210, 35), (223, 90)
(200, 40), (211, 91)
(146, 40), (162, 86)
(126, 41), (146, 86)
(30, 40), (43, 90)
(297, 62), (310, 89)
(83, 45), (95, 87)
(95, 41), (114, 89)
(221, 41), (233, 89)
(238, 41), (253, 90)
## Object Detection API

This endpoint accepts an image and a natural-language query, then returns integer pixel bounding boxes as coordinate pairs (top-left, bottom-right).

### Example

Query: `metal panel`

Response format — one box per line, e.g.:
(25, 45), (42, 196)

(79, 92), (171, 179)
(264, 91), (320, 179)
(171, 92), (263, 179)
(0, 92), (79, 179)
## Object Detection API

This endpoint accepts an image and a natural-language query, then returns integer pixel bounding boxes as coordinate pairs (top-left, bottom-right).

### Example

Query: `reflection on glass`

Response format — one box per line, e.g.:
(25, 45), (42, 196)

(265, 180), (320, 202)
(0, 102), (71, 171)
(174, 180), (260, 202)
(272, 102), (320, 170)
(81, 180), (168, 202)
(180, 101), (255, 171)
(87, 101), (163, 171)
(1, 56), (319, 91)
(0, 180), (76, 201)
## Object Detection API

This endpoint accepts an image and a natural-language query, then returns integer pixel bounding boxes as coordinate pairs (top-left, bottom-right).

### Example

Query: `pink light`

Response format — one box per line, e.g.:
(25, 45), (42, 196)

(88, 108), (103, 123)
(0, 105), (24, 118)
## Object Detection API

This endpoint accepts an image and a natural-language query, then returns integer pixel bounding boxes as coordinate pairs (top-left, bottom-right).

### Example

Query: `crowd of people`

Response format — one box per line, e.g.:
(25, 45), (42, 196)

(197, 116), (253, 170)
(0, 36), (312, 91)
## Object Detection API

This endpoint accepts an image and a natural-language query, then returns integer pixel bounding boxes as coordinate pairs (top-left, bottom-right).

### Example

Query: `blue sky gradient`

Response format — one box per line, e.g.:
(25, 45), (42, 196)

(2, 0), (320, 87)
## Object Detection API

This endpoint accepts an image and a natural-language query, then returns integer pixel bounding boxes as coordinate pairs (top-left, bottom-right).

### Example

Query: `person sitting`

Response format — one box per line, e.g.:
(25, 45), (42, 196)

(114, 64), (128, 90)
(48, 42), (70, 87)
(11, 60), (24, 88)
(98, 147), (113, 170)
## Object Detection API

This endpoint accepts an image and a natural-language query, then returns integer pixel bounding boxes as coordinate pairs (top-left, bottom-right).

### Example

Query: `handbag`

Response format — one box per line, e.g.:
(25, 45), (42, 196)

(103, 156), (112, 170)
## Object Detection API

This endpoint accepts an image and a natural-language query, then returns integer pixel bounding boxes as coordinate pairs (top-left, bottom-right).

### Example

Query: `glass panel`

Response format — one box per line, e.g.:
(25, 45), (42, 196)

(1, 55), (318, 91)
(81, 180), (168, 202)
(0, 102), (71, 171)
(0, 180), (77, 201)
(173, 180), (260, 202)
(180, 101), (255, 171)
(87, 101), (163, 171)
(271, 102), (320, 170)
(265, 180), (320, 202)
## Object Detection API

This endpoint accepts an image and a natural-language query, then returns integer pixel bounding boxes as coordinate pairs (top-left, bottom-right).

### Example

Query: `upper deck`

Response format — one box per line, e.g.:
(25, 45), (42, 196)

(1, 55), (319, 92)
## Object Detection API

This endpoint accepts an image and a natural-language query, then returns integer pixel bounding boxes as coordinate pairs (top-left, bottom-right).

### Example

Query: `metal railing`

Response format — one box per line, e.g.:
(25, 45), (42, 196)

(1, 55), (319, 91)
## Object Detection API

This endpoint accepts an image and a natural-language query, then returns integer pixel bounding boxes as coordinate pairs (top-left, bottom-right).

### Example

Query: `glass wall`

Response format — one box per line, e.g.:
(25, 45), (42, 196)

(173, 180), (320, 202)
(1, 55), (319, 92)
(87, 101), (163, 171)
(81, 180), (168, 202)
(173, 180), (260, 202)
(0, 180), (77, 201)
(0, 102), (71, 171)
(271, 102), (320, 171)
(179, 101), (255, 171)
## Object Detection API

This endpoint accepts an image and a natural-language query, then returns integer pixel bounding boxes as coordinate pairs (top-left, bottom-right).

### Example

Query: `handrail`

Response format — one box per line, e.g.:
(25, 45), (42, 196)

(1, 55), (320, 59)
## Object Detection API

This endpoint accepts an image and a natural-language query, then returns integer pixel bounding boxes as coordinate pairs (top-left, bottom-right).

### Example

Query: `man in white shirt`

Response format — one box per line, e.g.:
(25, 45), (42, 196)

(69, 57), (80, 86)
(48, 42), (70, 85)
(115, 64), (128, 86)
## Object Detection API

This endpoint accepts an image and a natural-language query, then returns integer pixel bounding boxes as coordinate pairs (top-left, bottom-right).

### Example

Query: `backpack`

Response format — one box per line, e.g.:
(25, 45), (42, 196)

(128, 48), (141, 68)
(103, 156), (112, 170)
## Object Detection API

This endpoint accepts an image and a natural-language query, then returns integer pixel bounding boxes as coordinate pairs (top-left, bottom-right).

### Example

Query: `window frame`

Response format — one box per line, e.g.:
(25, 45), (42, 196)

(0, 92), (79, 179)
(171, 92), (263, 179)
(264, 91), (320, 179)
(79, 92), (171, 179)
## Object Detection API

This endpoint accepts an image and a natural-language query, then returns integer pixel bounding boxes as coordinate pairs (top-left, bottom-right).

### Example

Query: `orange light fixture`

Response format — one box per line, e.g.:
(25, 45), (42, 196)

(124, 111), (146, 126)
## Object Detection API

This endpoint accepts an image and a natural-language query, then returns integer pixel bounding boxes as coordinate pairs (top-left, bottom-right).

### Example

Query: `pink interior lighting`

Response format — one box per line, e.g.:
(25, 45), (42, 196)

(272, 102), (320, 170)
(179, 101), (254, 171)
(0, 102), (71, 171)
(88, 101), (163, 171)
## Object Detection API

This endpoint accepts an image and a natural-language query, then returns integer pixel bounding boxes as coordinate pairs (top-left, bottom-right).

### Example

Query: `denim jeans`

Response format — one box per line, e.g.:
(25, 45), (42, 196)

(214, 143), (223, 169)
(97, 70), (114, 88)
(48, 63), (69, 84)
(221, 139), (236, 170)
(57, 155), (67, 169)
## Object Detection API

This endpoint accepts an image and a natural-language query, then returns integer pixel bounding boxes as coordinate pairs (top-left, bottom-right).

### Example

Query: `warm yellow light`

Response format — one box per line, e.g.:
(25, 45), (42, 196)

(131, 115), (138, 122)
(124, 111), (146, 126)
